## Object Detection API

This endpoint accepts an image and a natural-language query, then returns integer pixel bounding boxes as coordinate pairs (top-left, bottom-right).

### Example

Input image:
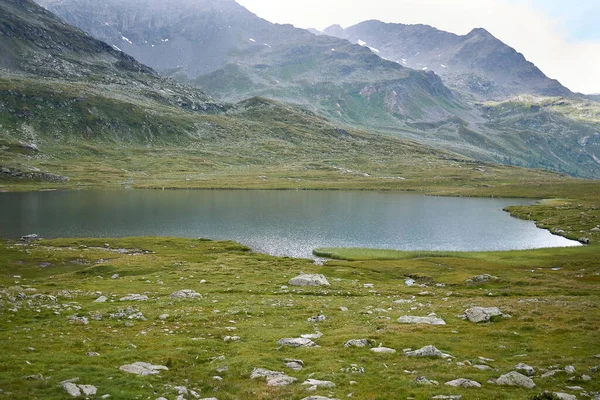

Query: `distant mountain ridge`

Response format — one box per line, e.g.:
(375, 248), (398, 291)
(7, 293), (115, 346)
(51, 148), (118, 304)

(321, 20), (572, 101)
(24, 0), (600, 178)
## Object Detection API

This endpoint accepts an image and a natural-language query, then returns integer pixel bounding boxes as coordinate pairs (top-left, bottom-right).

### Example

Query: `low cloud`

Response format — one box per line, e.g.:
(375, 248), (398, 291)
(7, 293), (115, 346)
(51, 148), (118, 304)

(236, 0), (600, 94)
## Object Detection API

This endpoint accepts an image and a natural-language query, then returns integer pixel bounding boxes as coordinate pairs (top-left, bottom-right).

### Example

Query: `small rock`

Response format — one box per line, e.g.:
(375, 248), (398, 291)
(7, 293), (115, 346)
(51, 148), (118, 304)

(495, 371), (536, 388)
(250, 368), (297, 386)
(119, 362), (168, 376)
(302, 379), (336, 388)
(87, 352), (100, 357)
(445, 378), (482, 388)
(289, 274), (330, 287)
(159, 314), (169, 320)
(463, 307), (506, 323)
(339, 306), (348, 312)
(302, 397), (339, 400)
(284, 359), (304, 371)
(111, 274), (119, 279)
(371, 347), (396, 354)
(307, 314), (326, 323)
(170, 289), (202, 299)
(398, 315), (446, 325)
(301, 332), (323, 339)
(277, 338), (318, 347)
(79, 385), (97, 396)
(565, 365), (576, 374)
(344, 339), (374, 348)
(93, 296), (107, 303)
(415, 376), (438, 385)
(473, 365), (492, 371)
(515, 363), (535, 376)
(119, 294), (148, 301)
(465, 274), (498, 285)
(431, 396), (462, 400)
(405, 345), (453, 359)
(62, 382), (81, 397)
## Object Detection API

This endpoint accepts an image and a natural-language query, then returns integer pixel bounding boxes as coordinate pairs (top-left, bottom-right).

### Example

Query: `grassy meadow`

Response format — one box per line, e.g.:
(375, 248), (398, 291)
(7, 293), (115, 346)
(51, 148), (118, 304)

(1, 237), (599, 399)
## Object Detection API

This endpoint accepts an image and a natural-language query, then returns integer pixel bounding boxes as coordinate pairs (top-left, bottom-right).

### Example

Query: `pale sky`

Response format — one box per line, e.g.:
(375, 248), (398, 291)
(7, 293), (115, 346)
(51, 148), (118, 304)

(236, 0), (600, 94)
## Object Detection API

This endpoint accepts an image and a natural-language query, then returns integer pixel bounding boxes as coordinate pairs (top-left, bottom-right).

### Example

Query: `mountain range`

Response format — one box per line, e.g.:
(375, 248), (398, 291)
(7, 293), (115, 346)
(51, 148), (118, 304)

(2, 0), (599, 181)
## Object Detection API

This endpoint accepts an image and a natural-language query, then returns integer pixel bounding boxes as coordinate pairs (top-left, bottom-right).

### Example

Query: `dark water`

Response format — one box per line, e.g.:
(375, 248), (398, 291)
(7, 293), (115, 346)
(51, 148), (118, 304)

(0, 190), (580, 258)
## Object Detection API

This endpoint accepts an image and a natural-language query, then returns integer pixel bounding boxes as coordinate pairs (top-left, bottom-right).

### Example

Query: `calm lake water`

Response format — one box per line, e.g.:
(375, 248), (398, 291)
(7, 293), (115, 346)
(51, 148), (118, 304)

(0, 190), (580, 258)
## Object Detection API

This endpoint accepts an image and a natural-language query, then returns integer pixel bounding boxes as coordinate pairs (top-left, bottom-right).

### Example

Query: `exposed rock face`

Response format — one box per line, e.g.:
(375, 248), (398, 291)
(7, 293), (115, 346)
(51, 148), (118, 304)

(119, 362), (168, 376)
(463, 307), (505, 323)
(0, 165), (69, 182)
(405, 345), (453, 358)
(495, 371), (536, 388)
(398, 314), (446, 325)
(289, 274), (330, 287)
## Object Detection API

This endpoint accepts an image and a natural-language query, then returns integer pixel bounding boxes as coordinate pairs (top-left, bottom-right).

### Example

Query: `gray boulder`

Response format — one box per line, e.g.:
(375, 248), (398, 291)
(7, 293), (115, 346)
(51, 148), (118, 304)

(515, 363), (535, 376)
(371, 346), (396, 354)
(398, 315), (446, 325)
(93, 296), (107, 303)
(289, 274), (330, 287)
(170, 289), (202, 299)
(284, 359), (304, 371)
(465, 274), (498, 285)
(250, 368), (297, 387)
(344, 339), (374, 348)
(405, 345), (453, 358)
(463, 307), (505, 323)
(120, 294), (148, 301)
(302, 379), (336, 389)
(445, 378), (481, 388)
(277, 337), (319, 347)
(495, 371), (536, 388)
(62, 382), (81, 397)
(119, 362), (168, 376)
(415, 376), (439, 385)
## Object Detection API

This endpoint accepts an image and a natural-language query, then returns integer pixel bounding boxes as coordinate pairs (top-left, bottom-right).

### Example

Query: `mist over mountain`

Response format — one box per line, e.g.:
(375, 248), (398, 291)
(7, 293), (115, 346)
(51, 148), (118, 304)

(24, 0), (600, 178)
(321, 20), (572, 101)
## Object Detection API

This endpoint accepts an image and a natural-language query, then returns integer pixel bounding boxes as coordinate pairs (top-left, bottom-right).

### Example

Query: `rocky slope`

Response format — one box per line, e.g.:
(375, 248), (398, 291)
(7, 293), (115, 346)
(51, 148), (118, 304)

(21, 0), (600, 178)
(322, 21), (571, 101)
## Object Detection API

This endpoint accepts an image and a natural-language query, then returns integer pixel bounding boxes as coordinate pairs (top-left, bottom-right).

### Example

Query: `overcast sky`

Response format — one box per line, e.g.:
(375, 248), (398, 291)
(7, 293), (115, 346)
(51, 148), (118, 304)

(236, 0), (600, 94)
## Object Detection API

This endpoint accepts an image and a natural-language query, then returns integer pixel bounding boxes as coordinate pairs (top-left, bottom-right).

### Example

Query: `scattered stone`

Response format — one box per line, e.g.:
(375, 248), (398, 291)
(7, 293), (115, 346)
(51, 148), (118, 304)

(398, 314), (446, 325)
(307, 314), (326, 323)
(371, 346), (396, 354)
(415, 376), (439, 385)
(339, 306), (348, 312)
(405, 345), (453, 359)
(170, 290), (202, 299)
(542, 370), (564, 378)
(301, 332), (323, 339)
(24, 374), (43, 380)
(159, 314), (169, 320)
(62, 382), (81, 397)
(224, 336), (240, 342)
(284, 359), (304, 371)
(87, 352), (100, 357)
(67, 315), (89, 325)
(495, 371), (536, 388)
(289, 274), (330, 287)
(302, 397), (339, 400)
(473, 365), (492, 371)
(20, 234), (40, 242)
(302, 379), (336, 389)
(463, 307), (506, 323)
(465, 274), (498, 285)
(119, 362), (168, 376)
(79, 385), (98, 396)
(544, 392), (577, 400)
(277, 338), (318, 347)
(250, 368), (297, 386)
(565, 365), (576, 374)
(445, 378), (482, 388)
(111, 274), (119, 279)
(120, 294), (148, 301)
(344, 339), (374, 348)
(431, 396), (462, 400)
(93, 296), (107, 303)
(515, 363), (535, 376)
